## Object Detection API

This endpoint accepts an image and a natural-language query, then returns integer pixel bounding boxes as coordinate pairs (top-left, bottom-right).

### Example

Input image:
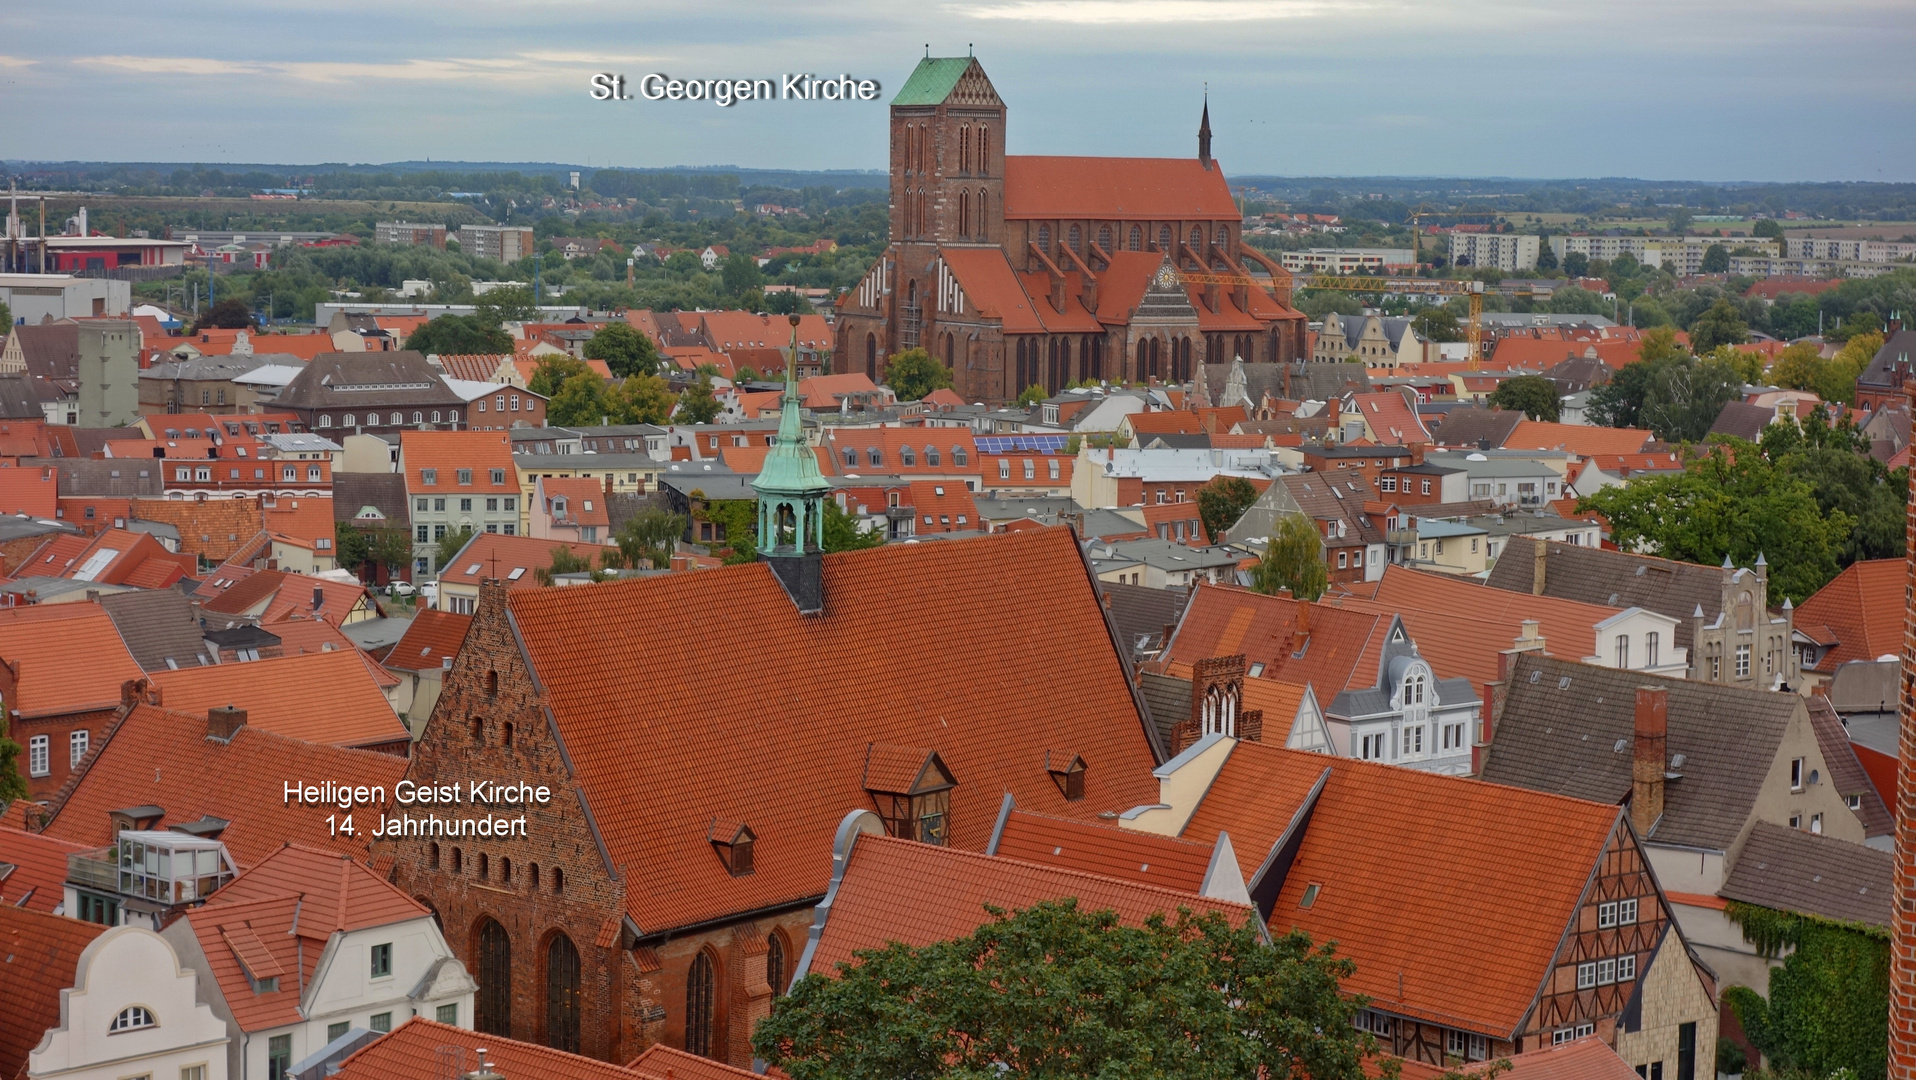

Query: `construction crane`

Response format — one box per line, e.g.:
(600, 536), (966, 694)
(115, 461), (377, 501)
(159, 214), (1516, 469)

(1179, 266), (1546, 368)
(1405, 204), (1506, 265)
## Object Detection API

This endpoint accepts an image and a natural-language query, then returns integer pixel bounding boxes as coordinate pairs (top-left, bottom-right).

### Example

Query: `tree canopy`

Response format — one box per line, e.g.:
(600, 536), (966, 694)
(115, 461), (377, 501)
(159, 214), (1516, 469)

(404, 313), (513, 356)
(194, 297), (257, 331)
(884, 348), (956, 402)
(527, 355), (592, 399)
(1586, 330), (1743, 442)
(1688, 297), (1750, 352)
(1197, 476), (1260, 544)
(1251, 514), (1329, 601)
(753, 899), (1383, 1080)
(677, 375), (722, 424)
(1486, 375), (1562, 421)
(583, 321), (661, 378)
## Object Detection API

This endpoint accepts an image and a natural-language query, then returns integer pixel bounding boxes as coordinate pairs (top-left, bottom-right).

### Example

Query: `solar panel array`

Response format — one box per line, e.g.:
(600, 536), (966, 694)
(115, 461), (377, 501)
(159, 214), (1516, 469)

(975, 435), (1072, 454)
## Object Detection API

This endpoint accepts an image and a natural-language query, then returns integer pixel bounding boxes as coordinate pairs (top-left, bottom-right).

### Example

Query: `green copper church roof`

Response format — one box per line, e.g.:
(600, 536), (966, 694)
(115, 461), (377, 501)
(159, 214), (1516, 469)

(891, 57), (975, 106)
(751, 346), (832, 499)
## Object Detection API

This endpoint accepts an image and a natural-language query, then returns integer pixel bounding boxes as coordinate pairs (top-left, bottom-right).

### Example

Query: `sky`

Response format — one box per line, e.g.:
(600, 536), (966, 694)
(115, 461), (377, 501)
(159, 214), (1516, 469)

(3, 0), (1913, 182)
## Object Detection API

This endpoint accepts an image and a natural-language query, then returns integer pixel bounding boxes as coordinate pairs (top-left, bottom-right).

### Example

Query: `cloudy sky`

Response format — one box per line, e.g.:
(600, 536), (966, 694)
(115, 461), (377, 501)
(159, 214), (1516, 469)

(3, 0), (1911, 181)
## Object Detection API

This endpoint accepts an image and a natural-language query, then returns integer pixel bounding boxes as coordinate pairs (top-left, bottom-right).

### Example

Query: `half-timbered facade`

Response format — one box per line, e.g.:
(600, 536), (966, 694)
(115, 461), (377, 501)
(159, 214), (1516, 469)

(834, 56), (1309, 403)
(1124, 737), (1717, 1072)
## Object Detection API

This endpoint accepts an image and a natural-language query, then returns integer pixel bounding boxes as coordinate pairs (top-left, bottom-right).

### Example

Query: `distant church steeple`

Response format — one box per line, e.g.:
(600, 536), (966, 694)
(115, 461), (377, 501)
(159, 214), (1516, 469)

(752, 314), (833, 613)
(1198, 93), (1212, 171)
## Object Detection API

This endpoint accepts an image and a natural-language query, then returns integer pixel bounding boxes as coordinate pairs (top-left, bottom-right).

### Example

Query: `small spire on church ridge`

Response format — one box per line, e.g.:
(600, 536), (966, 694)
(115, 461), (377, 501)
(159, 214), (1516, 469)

(1198, 90), (1213, 171)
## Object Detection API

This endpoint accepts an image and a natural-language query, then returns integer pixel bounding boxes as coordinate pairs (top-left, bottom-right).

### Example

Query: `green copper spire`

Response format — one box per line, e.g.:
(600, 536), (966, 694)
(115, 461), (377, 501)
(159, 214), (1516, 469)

(752, 315), (831, 559)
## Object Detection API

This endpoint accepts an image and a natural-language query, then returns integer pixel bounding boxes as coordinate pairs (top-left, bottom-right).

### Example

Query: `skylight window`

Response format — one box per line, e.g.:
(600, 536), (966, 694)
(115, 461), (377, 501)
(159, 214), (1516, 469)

(506, 567), (526, 580)
(465, 563), (482, 575)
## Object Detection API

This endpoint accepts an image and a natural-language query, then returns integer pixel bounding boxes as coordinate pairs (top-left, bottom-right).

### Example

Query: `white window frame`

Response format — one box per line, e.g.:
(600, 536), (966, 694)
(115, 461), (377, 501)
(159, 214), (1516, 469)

(1790, 757), (1804, 790)
(1576, 962), (1596, 990)
(1618, 954), (1636, 981)
(28, 734), (48, 776)
(70, 729), (88, 767)
(1618, 898), (1638, 925)
(1597, 958), (1617, 985)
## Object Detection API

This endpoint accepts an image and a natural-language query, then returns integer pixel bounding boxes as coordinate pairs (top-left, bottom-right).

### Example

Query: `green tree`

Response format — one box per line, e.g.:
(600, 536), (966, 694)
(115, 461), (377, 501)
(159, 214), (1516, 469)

(547, 371), (612, 426)
(1721, 902), (1887, 1080)
(1486, 375), (1562, 421)
(734, 365), (761, 383)
(883, 347), (956, 402)
(582, 321), (660, 378)
(1251, 514), (1329, 601)
(1545, 286), (1609, 316)
(1197, 476), (1260, 544)
(1753, 219), (1783, 239)
(1562, 251), (1590, 277)
(334, 520), (372, 578)
(1640, 354), (1745, 443)
(1689, 298), (1750, 352)
(764, 289), (810, 315)
(1766, 342), (1825, 392)
(475, 285), (537, 324)
(0, 300), (11, 330)
(823, 498), (884, 552)
(610, 373), (678, 425)
(1017, 383), (1047, 408)
(1578, 441), (1851, 602)
(676, 375), (722, 424)
(405, 314), (513, 356)
(193, 297), (256, 331)
(693, 497), (759, 563)
(1700, 243), (1731, 274)
(435, 527), (476, 574)
(527, 355), (592, 399)
(368, 527), (414, 583)
(754, 899), (1382, 1080)
(720, 252), (765, 303)
(535, 545), (598, 585)
(613, 506), (687, 569)
(0, 728), (27, 803)
(1411, 307), (1461, 343)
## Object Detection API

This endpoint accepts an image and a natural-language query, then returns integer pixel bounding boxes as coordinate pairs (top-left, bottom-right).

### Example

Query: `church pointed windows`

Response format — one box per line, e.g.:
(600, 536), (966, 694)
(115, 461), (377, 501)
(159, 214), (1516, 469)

(1158, 225), (1172, 251)
(1098, 225), (1112, 252)
(1037, 224), (1051, 253)
(1068, 224), (1082, 254)
(959, 190), (970, 239)
(1189, 225), (1204, 250)
(977, 190), (988, 240)
(1130, 225), (1143, 251)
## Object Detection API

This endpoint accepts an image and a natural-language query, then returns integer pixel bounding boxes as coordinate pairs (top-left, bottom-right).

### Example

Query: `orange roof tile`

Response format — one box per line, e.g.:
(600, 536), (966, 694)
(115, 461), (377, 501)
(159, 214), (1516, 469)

(434, 353), (510, 381)
(383, 608), (472, 673)
(334, 1018), (641, 1080)
(1795, 558), (1903, 671)
(435, 533), (605, 590)
(0, 904), (105, 1080)
(536, 477), (612, 528)
(129, 497), (265, 564)
(1161, 583), (1386, 693)
(797, 372), (885, 409)
(0, 825), (88, 913)
(806, 832), (1253, 975)
(398, 430), (516, 494)
(211, 842), (428, 934)
(38, 703), (409, 867)
(906, 479), (980, 532)
(1179, 740), (1623, 1037)
(193, 331), (334, 360)
(819, 429), (982, 477)
(0, 467), (58, 518)
(991, 807), (1216, 893)
(699, 310), (833, 352)
(1127, 410), (1209, 436)
(1506, 420), (1653, 457)
(628, 1043), (762, 1080)
(0, 603), (142, 716)
(151, 648), (406, 748)
(940, 247), (1049, 334)
(1241, 677), (1311, 742)
(502, 527), (1163, 935)
(1003, 156), (1239, 219)
(201, 569), (373, 628)
(261, 497), (336, 548)
(719, 443), (835, 475)
(1351, 391), (1433, 445)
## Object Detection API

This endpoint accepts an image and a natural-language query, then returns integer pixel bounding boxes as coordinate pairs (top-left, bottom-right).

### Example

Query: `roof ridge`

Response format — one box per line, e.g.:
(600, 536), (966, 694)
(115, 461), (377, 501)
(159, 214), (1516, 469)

(865, 832), (1250, 910)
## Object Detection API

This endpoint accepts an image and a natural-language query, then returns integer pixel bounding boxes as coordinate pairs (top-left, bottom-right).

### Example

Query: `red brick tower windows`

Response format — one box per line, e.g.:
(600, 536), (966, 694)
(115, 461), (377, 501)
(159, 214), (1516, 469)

(545, 931), (583, 1053)
(686, 950), (719, 1057)
(1130, 225), (1143, 251)
(475, 916), (512, 1035)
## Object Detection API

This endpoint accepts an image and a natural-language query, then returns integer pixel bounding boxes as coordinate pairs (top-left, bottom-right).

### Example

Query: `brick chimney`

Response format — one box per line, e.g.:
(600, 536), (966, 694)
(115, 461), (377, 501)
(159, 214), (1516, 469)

(1292, 597), (1311, 654)
(208, 704), (247, 742)
(1472, 680), (1496, 775)
(1531, 540), (1548, 595)
(1631, 687), (1667, 835)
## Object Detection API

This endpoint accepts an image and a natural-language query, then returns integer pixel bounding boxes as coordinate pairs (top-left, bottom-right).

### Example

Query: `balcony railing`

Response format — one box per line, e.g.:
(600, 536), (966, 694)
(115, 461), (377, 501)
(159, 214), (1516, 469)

(66, 848), (119, 892)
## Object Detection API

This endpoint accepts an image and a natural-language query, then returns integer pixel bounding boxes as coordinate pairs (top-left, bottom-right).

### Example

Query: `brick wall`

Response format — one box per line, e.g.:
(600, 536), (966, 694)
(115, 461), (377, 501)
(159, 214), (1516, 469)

(1891, 382), (1916, 1080)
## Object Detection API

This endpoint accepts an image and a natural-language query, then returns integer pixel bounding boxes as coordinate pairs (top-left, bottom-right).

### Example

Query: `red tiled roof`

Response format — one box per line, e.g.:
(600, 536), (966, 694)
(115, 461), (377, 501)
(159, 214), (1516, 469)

(1161, 583), (1386, 693)
(151, 648), (407, 748)
(434, 353), (510, 381)
(1351, 391), (1433, 445)
(1003, 156), (1239, 220)
(38, 704), (409, 867)
(940, 247), (1049, 333)
(906, 479), (980, 532)
(0, 604), (142, 716)
(434, 533), (604, 589)
(991, 808), (1215, 893)
(261, 497), (336, 548)
(718, 443), (835, 476)
(1481, 1034), (1644, 1080)
(699, 310), (833, 352)
(502, 527), (1163, 935)
(1127, 410), (1208, 436)
(1506, 419), (1654, 457)
(212, 842), (428, 934)
(536, 477), (612, 528)
(797, 373), (884, 409)
(0, 904), (105, 1080)
(806, 832), (1253, 975)
(129, 497), (265, 564)
(334, 1018), (640, 1080)
(200, 569), (372, 628)
(819, 428), (982, 478)
(1179, 740), (1622, 1037)
(0, 825), (88, 913)
(383, 608), (471, 673)
(628, 1043), (762, 1080)
(1795, 558), (1903, 671)
(399, 430), (515, 494)
(0, 467), (58, 518)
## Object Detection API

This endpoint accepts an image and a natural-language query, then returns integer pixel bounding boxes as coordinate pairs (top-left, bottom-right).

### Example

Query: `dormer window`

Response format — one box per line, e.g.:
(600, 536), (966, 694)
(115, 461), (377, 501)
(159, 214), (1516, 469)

(901, 446), (916, 467)
(1046, 750), (1086, 801)
(710, 819), (755, 876)
(1403, 672), (1426, 706)
(862, 744), (955, 845)
(109, 1006), (156, 1032)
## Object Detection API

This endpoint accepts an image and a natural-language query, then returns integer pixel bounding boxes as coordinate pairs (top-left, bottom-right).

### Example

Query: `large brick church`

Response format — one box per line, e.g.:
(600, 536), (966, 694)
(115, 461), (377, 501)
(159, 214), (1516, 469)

(834, 55), (1309, 403)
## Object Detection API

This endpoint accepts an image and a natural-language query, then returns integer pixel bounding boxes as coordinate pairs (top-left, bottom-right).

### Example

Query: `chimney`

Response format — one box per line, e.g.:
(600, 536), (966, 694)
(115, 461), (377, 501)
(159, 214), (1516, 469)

(1510, 618), (1545, 654)
(1292, 597), (1311, 652)
(1531, 541), (1547, 595)
(208, 704), (247, 742)
(1472, 680), (1496, 776)
(1631, 687), (1667, 835)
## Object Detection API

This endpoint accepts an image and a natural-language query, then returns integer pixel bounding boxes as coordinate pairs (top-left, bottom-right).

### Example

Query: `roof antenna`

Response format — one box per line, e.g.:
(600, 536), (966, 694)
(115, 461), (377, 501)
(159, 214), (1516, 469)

(925, 43), (930, 58)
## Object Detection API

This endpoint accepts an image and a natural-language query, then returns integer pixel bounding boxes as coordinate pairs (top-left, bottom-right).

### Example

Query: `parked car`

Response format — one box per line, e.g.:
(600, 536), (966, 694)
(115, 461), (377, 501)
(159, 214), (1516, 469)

(418, 581), (439, 608)
(387, 581), (417, 597)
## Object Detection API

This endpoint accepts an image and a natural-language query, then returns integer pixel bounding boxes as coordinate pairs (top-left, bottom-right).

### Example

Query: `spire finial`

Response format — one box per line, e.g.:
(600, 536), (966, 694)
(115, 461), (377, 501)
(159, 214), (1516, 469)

(1198, 90), (1213, 170)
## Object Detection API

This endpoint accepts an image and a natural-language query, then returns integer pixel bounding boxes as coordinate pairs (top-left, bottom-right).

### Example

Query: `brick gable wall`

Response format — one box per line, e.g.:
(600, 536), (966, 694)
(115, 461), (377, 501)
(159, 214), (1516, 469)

(1890, 383), (1916, 1080)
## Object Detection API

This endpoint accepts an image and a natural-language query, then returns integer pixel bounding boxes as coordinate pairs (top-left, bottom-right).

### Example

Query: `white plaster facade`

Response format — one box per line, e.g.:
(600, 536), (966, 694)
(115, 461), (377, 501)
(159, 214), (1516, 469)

(30, 927), (229, 1080)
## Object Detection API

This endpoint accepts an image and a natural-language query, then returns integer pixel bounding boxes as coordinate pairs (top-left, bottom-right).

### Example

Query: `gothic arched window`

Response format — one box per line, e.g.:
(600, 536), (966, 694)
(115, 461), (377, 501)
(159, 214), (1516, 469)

(686, 951), (719, 1057)
(1215, 224), (1230, 247)
(978, 125), (990, 171)
(1068, 224), (1082, 253)
(1097, 225), (1112, 251)
(767, 931), (788, 995)
(474, 918), (512, 1035)
(1037, 224), (1051, 252)
(1158, 225), (1172, 251)
(977, 190), (988, 239)
(1130, 225), (1143, 251)
(958, 190), (970, 238)
(1189, 226), (1203, 250)
(865, 333), (877, 379)
(959, 125), (970, 172)
(545, 932), (582, 1052)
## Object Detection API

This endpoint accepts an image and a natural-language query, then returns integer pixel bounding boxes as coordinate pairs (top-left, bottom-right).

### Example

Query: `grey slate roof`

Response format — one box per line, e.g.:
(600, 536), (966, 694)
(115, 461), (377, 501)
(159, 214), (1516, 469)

(1139, 670), (1192, 752)
(1825, 659), (1897, 720)
(1806, 695), (1892, 839)
(1328, 623), (1476, 718)
(332, 473), (411, 525)
(1857, 329), (1916, 392)
(140, 355), (271, 382)
(1430, 406), (1523, 449)
(1100, 580), (1188, 663)
(0, 375), (48, 419)
(276, 351), (466, 410)
(1484, 536), (1728, 649)
(98, 589), (207, 673)
(32, 458), (164, 497)
(1709, 401), (1773, 442)
(1482, 652), (1804, 851)
(1718, 821), (1891, 929)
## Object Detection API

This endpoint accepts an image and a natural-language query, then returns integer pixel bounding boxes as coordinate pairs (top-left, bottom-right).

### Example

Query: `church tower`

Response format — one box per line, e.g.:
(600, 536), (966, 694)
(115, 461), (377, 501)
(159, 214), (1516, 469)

(889, 56), (1006, 252)
(1198, 95), (1213, 170)
(753, 314), (833, 613)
